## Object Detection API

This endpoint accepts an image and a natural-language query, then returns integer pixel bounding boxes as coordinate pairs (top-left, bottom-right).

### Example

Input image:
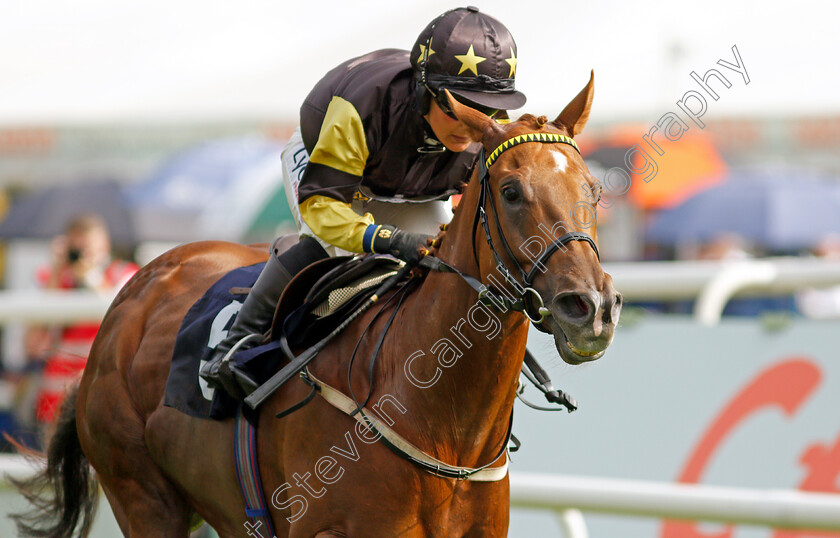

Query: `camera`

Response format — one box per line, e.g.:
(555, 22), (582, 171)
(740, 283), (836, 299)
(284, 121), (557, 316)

(67, 248), (82, 263)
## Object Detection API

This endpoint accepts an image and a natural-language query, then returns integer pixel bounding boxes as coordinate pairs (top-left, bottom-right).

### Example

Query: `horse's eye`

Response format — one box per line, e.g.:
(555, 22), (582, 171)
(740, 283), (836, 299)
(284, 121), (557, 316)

(502, 186), (520, 203)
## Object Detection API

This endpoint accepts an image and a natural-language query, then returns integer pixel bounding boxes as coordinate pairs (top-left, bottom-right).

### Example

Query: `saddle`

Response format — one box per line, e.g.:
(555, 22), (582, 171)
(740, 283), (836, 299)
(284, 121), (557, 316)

(226, 254), (405, 398)
(271, 254), (404, 349)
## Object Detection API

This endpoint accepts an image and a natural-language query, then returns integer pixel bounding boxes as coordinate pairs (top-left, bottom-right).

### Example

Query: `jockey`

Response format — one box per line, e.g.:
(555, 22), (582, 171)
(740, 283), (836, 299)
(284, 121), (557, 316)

(201, 6), (527, 397)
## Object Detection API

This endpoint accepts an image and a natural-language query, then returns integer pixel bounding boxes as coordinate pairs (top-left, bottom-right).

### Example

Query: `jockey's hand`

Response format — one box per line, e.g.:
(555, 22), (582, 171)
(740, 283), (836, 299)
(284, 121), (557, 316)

(372, 225), (432, 265)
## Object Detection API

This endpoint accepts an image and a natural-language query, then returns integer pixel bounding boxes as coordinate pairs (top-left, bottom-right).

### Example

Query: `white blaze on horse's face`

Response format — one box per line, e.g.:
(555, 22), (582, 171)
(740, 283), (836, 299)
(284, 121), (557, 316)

(551, 150), (568, 174)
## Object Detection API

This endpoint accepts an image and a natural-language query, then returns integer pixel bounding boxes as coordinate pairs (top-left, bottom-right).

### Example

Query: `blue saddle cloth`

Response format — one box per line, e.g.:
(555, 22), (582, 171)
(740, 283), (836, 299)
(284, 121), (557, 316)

(163, 262), (270, 419)
(163, 255), (403, 420)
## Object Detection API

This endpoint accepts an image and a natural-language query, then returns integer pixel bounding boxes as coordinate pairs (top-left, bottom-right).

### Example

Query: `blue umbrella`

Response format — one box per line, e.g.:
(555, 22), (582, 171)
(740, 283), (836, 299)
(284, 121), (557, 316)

(645, 169), (840, 250)
(0, 180), (135, 247)
(125, 137), (293, 242)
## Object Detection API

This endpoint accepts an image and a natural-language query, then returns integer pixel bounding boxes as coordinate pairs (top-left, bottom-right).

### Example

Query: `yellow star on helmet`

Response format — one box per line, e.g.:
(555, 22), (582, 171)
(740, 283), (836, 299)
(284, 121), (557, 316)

(418, 42), (435, 64)
(505, 47), (517, 77)
(455, 44), (486, 76)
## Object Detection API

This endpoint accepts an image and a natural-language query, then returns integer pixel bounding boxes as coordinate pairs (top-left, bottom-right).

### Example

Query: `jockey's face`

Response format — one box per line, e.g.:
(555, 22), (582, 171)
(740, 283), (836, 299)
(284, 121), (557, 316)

(424, 99), (476, 153)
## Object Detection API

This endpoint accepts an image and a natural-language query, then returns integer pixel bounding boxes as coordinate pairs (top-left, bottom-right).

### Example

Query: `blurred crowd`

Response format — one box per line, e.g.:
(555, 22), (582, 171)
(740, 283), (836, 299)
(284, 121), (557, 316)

(0, 214), (137, 451)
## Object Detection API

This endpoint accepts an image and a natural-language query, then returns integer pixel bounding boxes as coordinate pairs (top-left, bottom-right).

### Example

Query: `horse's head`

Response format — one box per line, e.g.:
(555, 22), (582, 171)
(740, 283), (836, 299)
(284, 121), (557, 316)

(447, 72), (621, 364)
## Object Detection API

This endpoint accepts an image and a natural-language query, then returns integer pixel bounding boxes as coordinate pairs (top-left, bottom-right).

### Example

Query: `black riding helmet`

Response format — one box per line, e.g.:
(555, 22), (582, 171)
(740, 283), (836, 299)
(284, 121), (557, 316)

(412, 6), (527, 116)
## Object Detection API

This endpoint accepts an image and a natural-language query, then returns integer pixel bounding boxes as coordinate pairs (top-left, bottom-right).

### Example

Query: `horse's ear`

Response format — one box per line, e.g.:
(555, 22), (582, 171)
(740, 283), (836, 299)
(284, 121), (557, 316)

(553, 70), (594, 137)
(446, 90), (503, 143)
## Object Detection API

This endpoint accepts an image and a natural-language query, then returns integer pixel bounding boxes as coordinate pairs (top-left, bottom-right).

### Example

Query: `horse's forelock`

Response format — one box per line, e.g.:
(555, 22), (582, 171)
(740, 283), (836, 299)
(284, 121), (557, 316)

(505, 113), (573, 138)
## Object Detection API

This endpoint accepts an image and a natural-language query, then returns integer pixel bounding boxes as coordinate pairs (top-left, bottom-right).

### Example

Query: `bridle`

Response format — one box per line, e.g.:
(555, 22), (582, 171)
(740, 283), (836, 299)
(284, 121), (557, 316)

(422, 131), (600, 333)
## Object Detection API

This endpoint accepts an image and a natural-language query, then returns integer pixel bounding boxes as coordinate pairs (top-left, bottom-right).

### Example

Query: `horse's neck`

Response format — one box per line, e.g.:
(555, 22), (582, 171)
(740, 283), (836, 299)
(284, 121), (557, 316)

(386, 171), (529, 463)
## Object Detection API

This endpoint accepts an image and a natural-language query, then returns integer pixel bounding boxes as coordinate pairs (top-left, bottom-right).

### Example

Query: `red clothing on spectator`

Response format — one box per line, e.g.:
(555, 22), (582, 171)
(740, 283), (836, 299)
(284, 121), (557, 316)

(34, 260), (137, 423)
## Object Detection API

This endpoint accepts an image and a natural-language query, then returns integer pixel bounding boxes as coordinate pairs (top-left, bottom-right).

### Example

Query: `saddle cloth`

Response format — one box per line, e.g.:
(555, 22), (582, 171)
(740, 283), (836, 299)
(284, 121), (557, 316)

(163, 255), (403, 419)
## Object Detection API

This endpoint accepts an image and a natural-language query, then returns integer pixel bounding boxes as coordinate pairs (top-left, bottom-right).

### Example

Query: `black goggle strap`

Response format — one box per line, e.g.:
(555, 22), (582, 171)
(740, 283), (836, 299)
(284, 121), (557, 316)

(417, 13), (443, 87)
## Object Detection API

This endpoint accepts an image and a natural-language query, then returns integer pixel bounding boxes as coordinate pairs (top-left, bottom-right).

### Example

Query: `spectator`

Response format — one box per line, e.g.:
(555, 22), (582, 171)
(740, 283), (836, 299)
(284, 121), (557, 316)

(25, 214), (138, 425)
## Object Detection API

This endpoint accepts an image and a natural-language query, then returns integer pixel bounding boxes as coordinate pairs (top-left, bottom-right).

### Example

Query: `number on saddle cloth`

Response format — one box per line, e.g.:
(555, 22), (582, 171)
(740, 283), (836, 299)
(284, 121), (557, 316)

(163, 262), (265, 419)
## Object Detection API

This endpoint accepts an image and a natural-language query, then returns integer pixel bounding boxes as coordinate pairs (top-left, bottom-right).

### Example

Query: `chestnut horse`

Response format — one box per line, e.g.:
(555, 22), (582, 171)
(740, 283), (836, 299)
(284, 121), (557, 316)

(14, 73), (620, 537)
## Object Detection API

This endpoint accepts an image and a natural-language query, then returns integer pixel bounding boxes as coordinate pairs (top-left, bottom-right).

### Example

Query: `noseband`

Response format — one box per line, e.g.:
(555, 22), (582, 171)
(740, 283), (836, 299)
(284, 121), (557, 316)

(422, 132), (600, 333)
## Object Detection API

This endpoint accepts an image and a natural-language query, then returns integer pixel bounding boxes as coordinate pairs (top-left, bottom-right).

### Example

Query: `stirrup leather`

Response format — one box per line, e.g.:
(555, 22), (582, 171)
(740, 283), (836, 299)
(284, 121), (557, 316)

(219, 333), (263, 367)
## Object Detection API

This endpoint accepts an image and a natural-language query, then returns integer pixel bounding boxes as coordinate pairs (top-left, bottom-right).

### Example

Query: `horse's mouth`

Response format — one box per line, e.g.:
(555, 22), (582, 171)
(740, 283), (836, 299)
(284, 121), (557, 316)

(555, 329), (606, 365)
(565, 338), (605, 360)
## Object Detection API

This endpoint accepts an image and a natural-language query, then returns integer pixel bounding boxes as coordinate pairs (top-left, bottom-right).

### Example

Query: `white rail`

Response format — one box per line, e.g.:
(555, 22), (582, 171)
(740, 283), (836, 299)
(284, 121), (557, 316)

(3, 259), (840, 537)
(509, 473), (840, 535)
(603, 257), (840, 302)
(0, 290), (113, 324)
(0, 454), (35, 485)
(606, 257), (840, 325)
(1, 258), (838, 327)
(3, 458), (839, 534)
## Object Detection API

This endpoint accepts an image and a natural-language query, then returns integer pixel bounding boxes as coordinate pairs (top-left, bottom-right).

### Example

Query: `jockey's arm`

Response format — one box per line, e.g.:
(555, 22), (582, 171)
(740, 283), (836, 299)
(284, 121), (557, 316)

(299, 194), (431, 264)
(299, 195), (427, 261)
(298, 97), (431, 262)
(298, 96), (375, 253)
(299, 195), (374, 253)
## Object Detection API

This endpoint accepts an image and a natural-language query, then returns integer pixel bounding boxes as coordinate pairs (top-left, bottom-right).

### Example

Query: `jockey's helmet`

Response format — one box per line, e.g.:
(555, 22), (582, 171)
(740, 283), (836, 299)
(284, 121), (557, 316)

(412, 6), (526, 116)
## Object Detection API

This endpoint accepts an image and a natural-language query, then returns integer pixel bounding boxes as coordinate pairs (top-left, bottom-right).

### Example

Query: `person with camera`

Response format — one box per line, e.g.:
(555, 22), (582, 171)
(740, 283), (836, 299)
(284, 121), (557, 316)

(25, 214), (138, 424)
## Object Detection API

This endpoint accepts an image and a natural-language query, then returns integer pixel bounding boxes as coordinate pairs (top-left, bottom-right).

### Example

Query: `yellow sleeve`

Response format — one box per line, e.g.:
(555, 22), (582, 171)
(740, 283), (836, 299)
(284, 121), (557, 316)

(308, 96), (369, 177)
(299, 195), (375, 253)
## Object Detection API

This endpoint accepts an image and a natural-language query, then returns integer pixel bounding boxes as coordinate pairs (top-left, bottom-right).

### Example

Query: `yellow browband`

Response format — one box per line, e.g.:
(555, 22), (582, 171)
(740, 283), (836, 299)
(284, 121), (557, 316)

(485, 132), (580, 169)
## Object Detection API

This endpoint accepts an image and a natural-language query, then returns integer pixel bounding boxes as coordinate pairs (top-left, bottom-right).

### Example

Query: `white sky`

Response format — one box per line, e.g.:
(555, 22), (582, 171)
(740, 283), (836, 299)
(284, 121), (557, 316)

(1, 0), (837, 125)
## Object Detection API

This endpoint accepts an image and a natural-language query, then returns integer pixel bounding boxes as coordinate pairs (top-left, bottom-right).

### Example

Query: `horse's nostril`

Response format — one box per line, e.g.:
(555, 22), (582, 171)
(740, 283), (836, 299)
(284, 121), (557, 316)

(557, 294), (590, 320)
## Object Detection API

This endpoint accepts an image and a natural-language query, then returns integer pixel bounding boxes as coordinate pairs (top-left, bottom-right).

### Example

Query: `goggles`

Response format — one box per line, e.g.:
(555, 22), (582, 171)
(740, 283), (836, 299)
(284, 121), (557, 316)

(431, 88), (500, 120)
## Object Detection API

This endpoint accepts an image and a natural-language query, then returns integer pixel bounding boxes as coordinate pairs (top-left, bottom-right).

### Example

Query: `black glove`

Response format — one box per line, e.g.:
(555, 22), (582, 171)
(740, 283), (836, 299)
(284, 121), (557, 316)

(372, 225), (432, 265)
